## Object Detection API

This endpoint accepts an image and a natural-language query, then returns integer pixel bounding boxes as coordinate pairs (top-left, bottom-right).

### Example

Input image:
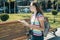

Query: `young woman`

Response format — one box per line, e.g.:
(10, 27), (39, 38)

(18, 2), (45, 40)
(29, 2), (44, 40)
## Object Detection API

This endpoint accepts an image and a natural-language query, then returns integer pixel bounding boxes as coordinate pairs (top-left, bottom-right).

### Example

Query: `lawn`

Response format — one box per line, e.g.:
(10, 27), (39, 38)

(0, 12), (60, 28)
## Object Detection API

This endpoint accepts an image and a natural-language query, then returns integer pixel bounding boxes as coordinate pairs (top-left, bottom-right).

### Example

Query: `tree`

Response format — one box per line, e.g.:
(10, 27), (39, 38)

(52, 10), (58, 23)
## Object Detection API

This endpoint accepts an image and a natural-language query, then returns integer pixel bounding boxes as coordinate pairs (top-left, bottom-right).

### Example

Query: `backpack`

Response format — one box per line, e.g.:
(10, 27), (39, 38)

(44, 17), (50, 37)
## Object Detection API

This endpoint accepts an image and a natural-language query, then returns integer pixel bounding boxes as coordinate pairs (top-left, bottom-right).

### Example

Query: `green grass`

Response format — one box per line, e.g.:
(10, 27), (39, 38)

(0, 12), (60, 28)
(44, 12), (60, 28)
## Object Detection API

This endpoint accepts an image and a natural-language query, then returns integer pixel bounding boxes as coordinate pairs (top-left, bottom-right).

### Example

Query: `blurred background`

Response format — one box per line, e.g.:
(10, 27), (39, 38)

(0, 0), (60, 40)
(0, 0), (60, 13)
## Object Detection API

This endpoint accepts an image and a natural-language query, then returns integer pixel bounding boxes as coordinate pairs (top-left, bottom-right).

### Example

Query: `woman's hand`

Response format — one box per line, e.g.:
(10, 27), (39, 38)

(17, 20), (29, 26)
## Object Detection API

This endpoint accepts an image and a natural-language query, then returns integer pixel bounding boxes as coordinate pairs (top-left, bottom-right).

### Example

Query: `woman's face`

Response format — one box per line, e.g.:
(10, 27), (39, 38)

(30, 5), (36, 12)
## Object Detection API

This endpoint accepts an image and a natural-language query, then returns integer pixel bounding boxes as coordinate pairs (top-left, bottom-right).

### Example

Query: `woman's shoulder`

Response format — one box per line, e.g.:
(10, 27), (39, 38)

(37, 13), (43, 17)
(37, 13), (44, 20)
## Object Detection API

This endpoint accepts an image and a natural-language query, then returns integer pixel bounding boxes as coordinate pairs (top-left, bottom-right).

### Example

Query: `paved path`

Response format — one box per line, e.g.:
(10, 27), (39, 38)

(44, 28), (60, 40)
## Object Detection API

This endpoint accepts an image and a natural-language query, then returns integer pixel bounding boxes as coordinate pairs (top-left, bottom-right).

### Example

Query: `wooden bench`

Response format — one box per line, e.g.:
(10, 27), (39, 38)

(0, 19), (30, 40)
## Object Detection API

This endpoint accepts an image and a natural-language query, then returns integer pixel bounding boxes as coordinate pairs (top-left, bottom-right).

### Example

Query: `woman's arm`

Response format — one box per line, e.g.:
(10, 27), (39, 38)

(18, 20), (44, 31)
(38, 16), (45, 32)
(18, 20), (42, 30)
(39, 19), (44, 31)
(28, 24), (44, 31)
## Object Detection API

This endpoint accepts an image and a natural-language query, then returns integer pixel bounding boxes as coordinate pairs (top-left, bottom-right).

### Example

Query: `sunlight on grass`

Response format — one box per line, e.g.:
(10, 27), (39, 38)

(0, 12), (60, 28)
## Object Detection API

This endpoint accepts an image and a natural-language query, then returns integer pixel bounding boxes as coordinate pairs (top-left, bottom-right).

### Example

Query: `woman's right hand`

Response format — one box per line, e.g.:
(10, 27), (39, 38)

(17, 20), (29, 26)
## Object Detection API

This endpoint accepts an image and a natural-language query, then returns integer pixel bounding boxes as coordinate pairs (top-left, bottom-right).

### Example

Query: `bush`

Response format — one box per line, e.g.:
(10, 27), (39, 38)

(0, 14), (9, 21)
(52, 10), (58, 15)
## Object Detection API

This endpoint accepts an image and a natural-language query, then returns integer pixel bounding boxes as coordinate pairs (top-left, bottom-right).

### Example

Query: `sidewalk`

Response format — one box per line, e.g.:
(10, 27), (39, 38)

(44, 28), (60, 40)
